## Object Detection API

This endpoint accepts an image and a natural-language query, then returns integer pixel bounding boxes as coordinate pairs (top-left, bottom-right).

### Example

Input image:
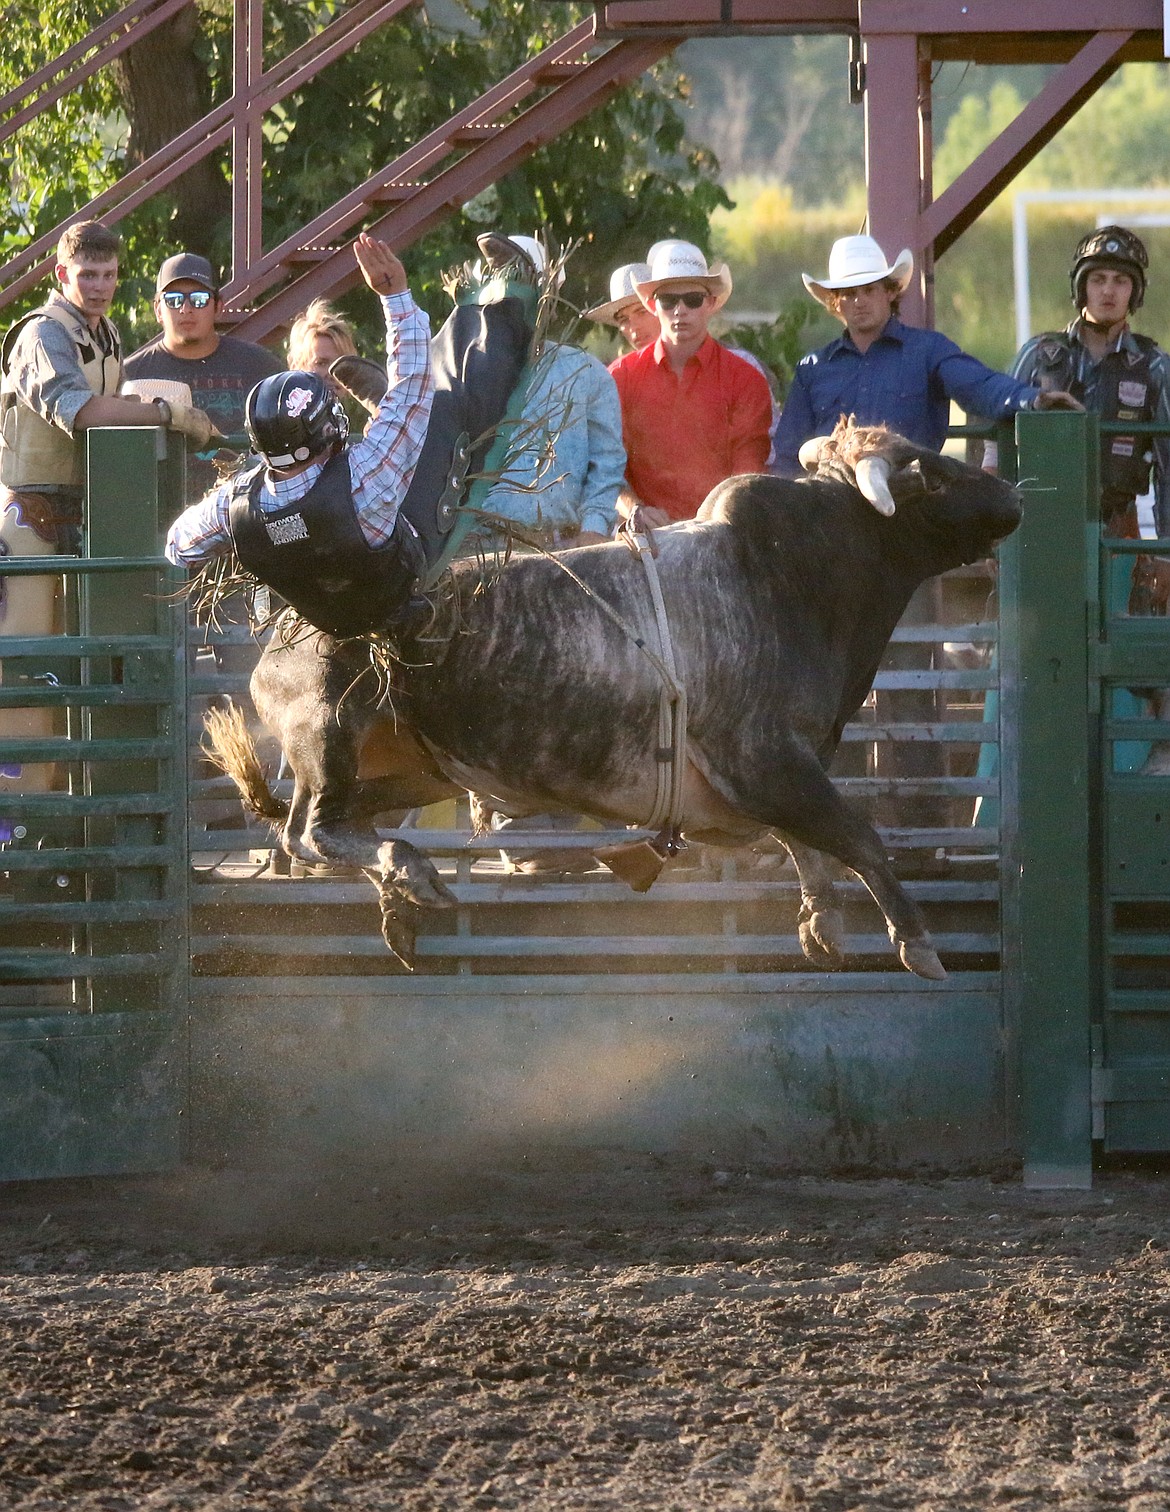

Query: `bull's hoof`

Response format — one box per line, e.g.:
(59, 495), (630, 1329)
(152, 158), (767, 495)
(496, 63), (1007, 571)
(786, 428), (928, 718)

(798, 909), (845, 970)
(376, 839), (457, 908)
(898, 939), (947, 980)
(379, 891), (418, 969)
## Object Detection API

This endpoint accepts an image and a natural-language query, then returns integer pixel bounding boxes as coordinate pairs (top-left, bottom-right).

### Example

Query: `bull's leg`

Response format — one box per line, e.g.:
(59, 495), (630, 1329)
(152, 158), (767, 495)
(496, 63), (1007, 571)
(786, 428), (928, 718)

(721, 748), (945, 980)
(375, 837), (457, 969)
(781, 839), (846, 970)
(281, 776), (318, 863)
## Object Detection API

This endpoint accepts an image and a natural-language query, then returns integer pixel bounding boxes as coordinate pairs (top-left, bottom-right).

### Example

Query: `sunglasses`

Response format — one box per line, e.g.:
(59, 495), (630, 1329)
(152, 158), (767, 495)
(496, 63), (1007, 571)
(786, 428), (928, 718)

(655, 290), (707, 311)
(161, 290), (214, 309)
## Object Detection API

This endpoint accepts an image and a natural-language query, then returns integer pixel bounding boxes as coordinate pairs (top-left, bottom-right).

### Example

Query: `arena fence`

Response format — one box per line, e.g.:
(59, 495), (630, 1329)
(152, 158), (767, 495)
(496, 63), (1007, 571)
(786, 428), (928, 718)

(0, 429), (188, 1179)
(0, 413), (1163, 1185)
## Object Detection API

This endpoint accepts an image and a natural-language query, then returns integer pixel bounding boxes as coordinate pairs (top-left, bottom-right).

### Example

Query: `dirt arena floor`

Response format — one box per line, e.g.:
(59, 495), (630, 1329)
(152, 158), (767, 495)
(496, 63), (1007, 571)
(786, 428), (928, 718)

(3, 1155), (1170, 1510)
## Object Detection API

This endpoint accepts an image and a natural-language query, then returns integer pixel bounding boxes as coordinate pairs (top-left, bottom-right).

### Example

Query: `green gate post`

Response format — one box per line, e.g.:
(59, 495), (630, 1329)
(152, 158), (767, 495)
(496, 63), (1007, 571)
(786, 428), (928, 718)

(999, 410), (1096, 1188)
(83, 426), (188, 1018)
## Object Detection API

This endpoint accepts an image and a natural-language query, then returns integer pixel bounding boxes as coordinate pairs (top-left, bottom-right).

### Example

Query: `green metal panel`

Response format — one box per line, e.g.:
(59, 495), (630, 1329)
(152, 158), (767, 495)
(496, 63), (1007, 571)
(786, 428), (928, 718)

(189, 976), (1006, 1173)
(1088, 422), (1170, 1153)
(1105, 781), (1170, 894)
(999, 411), (1095, 1187)
(0, 427), (189, 1181)
(0, 1011), (182, 1180)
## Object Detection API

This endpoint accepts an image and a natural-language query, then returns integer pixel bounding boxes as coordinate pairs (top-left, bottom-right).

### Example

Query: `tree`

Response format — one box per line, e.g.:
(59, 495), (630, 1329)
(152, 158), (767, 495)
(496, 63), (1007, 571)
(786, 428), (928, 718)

(0, 1), (125, 258)
(677, 34), (863, 208)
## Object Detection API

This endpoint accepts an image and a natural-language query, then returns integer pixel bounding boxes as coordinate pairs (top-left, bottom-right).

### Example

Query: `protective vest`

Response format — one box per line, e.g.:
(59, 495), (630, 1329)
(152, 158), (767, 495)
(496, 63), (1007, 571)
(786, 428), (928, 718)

(0, 293), (122, 489)
(228, 450), (424, 638)
(1033, 331), (1158, 515)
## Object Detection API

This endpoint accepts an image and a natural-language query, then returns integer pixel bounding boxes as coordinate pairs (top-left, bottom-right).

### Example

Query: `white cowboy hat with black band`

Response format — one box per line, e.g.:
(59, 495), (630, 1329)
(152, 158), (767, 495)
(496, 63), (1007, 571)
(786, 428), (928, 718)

(635, 240), (732, 311)
(583, 262), (652, 324)
(802, 235), (914, 310)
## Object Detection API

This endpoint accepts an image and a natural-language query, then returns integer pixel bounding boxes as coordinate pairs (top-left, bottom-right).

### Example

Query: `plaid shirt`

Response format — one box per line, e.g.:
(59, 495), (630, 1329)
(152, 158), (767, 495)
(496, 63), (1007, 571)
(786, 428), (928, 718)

(165, 292), (432, 565)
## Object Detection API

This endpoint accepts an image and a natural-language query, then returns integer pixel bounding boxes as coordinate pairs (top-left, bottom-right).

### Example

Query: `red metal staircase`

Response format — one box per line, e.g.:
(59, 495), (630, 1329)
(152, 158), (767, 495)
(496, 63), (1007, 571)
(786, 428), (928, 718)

(0, 2), (680, 344)
(222, 18), (678, 342)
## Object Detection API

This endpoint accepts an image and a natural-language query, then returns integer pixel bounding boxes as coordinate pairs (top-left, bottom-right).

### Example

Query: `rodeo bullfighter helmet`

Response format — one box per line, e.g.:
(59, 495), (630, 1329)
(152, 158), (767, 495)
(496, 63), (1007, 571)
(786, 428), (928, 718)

(1071, 225), (1148, 313)
(245, 370), (349, 470)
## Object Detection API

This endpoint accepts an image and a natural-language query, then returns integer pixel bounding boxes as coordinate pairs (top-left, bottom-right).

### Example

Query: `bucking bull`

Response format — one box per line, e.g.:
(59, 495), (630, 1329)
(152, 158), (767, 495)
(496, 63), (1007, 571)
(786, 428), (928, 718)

(206, 419), (1021, 980)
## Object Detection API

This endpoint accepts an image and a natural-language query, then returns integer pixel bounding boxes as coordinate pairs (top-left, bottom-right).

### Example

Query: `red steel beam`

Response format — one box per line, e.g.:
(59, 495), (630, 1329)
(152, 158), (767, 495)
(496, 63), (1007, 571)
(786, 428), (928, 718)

(861, 0), (1160, 32)
(231, 0), (263, 274)
(864, 32), (927, 325)
(229, 33), (678, 342)
(922, 29), (1134, 256)
(602, 1), (857, 27)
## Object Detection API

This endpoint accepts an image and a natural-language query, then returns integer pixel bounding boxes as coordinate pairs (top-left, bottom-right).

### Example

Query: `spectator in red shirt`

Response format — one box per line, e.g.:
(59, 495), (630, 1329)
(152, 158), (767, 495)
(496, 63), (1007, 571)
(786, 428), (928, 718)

(610, 241), (773, 527)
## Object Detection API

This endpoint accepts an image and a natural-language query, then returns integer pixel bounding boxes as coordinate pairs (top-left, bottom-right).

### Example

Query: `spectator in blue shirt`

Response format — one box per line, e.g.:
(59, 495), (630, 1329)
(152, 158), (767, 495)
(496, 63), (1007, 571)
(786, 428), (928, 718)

(772, 235), (1078, 477)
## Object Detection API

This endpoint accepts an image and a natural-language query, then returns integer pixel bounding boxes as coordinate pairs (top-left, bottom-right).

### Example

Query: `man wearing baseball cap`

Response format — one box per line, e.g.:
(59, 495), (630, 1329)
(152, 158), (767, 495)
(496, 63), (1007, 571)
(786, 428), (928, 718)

(609, 240), (773, 526)
(124, 251), (282, 495)
(773, 233), (1078, 478)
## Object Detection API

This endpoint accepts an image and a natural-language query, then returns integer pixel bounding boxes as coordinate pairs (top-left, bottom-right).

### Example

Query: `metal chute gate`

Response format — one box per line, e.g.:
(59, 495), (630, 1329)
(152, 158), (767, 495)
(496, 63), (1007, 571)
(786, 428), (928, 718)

(0, 429), (188, 1179)
(1, 413), (1151, 1185)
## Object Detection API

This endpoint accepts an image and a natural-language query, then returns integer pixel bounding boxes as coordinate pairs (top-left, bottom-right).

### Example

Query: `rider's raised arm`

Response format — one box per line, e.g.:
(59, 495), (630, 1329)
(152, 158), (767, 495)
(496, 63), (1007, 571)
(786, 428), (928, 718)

(344, 290), (433, 548)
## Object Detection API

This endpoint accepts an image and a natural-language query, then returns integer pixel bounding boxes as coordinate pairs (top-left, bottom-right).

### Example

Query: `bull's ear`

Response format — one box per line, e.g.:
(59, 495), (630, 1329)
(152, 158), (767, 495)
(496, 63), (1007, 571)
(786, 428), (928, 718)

(889, 457), (932, 499)
(903, 456), (948, 495)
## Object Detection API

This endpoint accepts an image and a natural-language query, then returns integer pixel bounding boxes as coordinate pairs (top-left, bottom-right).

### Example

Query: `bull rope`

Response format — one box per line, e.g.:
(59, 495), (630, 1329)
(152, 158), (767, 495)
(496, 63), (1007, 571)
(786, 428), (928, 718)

(627, 531), (687, 833)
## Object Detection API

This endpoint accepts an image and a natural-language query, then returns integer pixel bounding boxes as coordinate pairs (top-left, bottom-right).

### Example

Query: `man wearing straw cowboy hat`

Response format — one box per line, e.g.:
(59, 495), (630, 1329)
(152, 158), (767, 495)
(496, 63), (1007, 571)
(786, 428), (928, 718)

(773, 233), (1079, 478)
(583, 261), (659, 355)
(610, 240), (773, 527)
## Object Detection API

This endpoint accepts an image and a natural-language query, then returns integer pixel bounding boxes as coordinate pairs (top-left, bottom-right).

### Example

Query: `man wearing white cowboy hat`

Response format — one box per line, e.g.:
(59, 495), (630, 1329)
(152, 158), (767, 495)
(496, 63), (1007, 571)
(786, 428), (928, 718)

(610, 239), (772, 525)
(583, 261), (658, 354)
(773, 233), (1078, 478)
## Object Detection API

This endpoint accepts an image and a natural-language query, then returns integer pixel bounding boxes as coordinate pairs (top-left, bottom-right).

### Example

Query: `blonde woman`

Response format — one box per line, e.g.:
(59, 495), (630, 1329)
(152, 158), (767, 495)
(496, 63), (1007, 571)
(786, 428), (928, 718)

(286, 299), (358, 390)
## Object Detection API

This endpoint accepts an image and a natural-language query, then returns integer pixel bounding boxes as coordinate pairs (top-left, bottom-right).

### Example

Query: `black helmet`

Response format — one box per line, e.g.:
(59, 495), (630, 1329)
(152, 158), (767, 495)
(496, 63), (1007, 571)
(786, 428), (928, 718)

(1070, 225), (1148, 313)
(244, 371), (349, 469)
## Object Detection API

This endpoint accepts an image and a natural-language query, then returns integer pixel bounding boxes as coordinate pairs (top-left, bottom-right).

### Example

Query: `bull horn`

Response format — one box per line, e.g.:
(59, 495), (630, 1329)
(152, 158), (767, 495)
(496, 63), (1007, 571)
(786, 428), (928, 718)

(798, 436), (827, 474)
(855, 455), (896, 516)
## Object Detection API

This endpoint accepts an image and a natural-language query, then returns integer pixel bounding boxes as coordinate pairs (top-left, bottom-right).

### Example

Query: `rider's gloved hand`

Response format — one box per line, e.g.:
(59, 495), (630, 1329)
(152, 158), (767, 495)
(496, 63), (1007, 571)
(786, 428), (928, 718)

(156, 398), (221, 450)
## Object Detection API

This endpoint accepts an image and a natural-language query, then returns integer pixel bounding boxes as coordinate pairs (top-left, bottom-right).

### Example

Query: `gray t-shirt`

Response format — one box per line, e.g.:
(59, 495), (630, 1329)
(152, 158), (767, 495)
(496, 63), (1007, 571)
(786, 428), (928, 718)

(124, 334), (282, 500)
(123, 333), (281, 437)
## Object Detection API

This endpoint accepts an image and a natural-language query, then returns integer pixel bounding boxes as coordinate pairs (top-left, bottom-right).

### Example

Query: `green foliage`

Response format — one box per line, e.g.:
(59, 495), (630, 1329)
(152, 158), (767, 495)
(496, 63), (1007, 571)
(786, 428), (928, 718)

(0, 2), (125, 255)
(717, 303), (817, 400)
(708, 187), (857, 353)
(933, 80), (1028, 195)
(935, 64), (1170, 196)
(677, 34), (862, 208)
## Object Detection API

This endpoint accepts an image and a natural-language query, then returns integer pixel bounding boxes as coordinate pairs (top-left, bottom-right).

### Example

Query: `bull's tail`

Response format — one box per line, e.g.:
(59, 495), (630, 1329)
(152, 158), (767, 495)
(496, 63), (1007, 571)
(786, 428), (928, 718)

(202, 703), (289, 824)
